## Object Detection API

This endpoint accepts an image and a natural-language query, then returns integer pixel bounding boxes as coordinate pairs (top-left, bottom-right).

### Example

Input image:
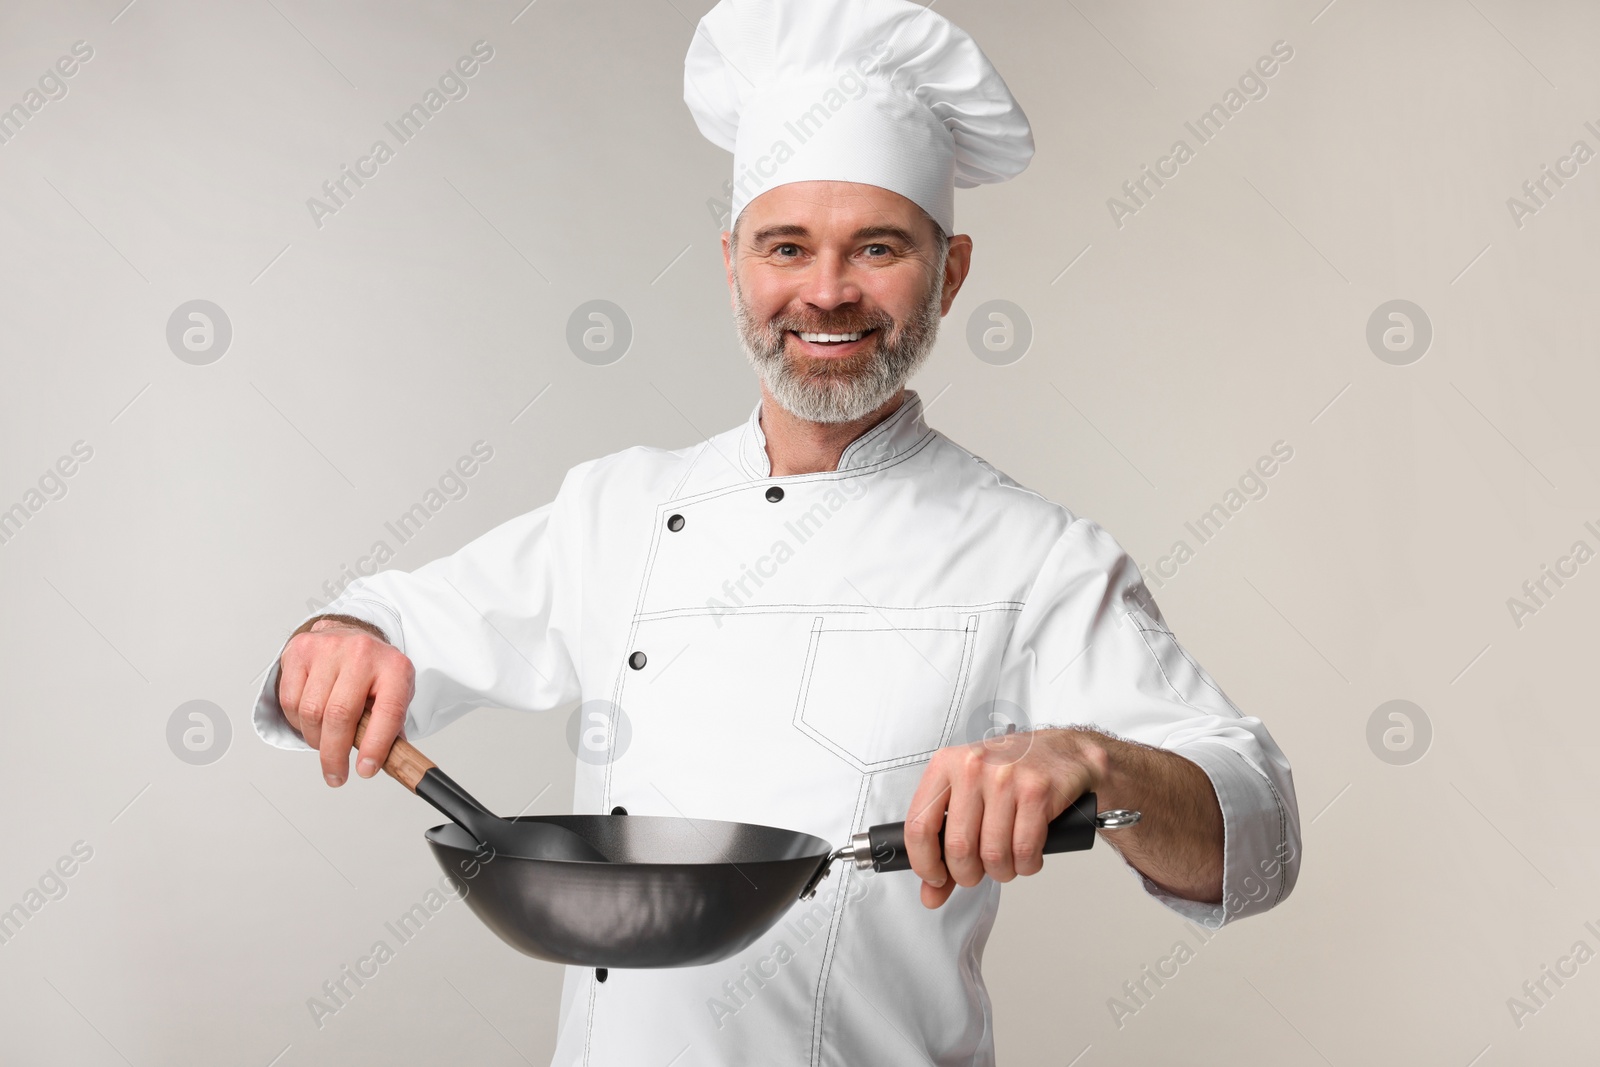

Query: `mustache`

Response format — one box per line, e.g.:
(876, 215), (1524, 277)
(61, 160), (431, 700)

(770, 310), (895, 335)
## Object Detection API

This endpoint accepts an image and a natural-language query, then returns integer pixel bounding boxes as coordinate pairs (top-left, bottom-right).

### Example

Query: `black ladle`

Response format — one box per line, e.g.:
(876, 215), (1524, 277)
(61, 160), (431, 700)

(353, 711), (606, 863)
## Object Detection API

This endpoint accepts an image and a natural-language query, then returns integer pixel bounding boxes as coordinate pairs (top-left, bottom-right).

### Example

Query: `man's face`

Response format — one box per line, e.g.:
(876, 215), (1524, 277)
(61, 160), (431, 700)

(723, 181), (970, 424)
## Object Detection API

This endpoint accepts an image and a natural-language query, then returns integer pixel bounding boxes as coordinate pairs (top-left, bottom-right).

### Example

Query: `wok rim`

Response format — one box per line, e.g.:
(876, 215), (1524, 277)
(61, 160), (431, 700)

(422, 812), (837, 867)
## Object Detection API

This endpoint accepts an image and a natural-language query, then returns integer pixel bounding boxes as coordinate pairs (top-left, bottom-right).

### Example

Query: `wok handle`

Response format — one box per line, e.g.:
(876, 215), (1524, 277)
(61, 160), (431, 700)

(351, 709), (506, 836)
(352, 708), (436, 792)
(867, 792), (1104, 875)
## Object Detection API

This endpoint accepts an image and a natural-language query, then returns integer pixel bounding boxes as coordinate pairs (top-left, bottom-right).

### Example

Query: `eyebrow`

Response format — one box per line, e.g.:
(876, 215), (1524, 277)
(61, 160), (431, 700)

(748, 223), (922, 247)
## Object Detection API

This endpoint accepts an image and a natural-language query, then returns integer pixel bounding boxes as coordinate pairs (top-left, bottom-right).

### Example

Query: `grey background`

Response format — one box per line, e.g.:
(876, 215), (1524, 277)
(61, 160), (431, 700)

(1, 0), (1595, 1063)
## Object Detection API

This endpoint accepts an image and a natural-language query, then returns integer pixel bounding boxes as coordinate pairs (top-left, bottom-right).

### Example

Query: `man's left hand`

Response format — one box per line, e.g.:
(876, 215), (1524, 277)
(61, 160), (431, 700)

(903, 726), (1225, 909)
(903, 728), (1110, 910)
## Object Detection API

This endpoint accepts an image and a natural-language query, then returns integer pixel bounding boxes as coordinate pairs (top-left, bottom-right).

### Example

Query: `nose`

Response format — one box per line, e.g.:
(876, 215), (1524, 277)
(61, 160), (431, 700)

(797, 249), (863, 313)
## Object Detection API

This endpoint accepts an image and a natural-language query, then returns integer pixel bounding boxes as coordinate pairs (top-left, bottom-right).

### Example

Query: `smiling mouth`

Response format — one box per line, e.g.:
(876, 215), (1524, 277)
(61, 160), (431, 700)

(796, 329), (869, 343)
(787, 328), (879, 352)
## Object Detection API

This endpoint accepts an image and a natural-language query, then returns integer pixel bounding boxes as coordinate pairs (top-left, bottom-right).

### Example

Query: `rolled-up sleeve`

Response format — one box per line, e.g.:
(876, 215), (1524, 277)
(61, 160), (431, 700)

(252, 462), (591, 752)
(1000, 516), (1300, 928)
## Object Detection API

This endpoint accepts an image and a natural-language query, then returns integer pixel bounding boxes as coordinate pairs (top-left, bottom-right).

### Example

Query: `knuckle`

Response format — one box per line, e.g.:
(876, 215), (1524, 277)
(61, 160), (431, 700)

(1013, 778), (1047, 805)
(1014, 794), (1047, 819)
(943, 833), (974, 862)
(375, 645), (408, 672)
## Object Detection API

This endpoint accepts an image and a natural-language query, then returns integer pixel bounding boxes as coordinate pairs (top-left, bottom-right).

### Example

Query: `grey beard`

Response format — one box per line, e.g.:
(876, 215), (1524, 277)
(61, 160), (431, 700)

(732, 265), (945, 424)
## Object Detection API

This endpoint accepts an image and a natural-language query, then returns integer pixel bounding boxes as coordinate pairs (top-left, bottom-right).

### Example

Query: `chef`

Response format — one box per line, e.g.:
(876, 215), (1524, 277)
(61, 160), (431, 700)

(254, 0), (1301, 1062)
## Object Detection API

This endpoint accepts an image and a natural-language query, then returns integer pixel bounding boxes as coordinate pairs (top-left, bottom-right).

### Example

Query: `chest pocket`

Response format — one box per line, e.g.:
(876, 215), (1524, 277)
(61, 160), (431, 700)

(793, 613), (980, 773)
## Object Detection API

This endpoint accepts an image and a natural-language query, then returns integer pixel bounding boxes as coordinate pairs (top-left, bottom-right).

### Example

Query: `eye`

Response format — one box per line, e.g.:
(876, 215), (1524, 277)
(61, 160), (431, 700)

(773, 243), (802, 258)
(863, 244), (891, 257)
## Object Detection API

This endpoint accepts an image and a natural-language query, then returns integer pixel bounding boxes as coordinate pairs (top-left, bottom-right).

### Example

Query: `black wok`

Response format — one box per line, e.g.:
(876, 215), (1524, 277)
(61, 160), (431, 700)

(357, 712), (1140, 969)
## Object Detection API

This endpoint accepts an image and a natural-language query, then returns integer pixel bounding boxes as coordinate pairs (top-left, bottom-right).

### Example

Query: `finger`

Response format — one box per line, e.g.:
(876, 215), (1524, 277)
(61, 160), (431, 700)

(317, 668), (370, 787)
(920, 877), (957, 910)
(941, 766), (986, 888)
(354, 665), (412, 779)
(904, 760), (954, 889)
(296, 654), (340, 752)
(979, 779), (1019, 883)
(1010, 782), (1052, 878)
(276, 643), (309, 733)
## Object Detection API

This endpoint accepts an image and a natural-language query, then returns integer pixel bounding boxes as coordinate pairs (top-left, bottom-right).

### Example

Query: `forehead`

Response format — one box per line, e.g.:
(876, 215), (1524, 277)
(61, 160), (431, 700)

(739, 181), (930, 241)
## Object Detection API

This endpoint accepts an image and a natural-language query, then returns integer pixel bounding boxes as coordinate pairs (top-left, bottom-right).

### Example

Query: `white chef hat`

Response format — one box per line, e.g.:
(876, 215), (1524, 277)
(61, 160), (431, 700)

(684, 0), (1033, 238)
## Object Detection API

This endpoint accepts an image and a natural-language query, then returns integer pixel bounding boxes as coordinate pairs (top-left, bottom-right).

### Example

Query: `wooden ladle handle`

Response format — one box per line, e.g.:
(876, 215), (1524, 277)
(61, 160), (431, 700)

(353, 708), (435, 792)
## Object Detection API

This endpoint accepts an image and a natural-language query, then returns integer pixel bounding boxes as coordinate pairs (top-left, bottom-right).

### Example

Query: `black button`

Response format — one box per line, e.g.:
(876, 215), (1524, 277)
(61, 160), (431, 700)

(667, 513), (685, 532)
(596, 968), (608, 983)
(628, 651), (647, 670)
(765, 486), (784, 502)
(610, 806), (628, 816)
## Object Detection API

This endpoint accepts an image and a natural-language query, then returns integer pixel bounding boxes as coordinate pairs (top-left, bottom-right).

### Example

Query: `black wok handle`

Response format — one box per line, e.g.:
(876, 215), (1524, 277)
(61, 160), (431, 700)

(867, 792), (1104, 874)
(353, 710), (492, 822)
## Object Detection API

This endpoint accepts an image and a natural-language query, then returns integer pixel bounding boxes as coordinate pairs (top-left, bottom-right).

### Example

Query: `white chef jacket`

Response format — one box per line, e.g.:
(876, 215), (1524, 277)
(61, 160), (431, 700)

(255, 389), (1300, 1066)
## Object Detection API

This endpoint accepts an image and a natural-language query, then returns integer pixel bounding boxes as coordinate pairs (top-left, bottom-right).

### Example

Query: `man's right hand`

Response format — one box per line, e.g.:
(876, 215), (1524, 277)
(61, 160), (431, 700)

(277, 615), (417, 787)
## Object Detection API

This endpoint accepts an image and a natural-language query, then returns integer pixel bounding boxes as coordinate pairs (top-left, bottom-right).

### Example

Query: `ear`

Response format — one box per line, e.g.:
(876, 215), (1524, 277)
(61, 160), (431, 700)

(939, 235), (974, 316)
(722, 230), (735, 308)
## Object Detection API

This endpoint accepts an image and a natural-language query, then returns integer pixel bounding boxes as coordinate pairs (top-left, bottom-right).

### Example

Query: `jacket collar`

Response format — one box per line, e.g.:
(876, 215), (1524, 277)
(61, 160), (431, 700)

(738, 389), (932, 479)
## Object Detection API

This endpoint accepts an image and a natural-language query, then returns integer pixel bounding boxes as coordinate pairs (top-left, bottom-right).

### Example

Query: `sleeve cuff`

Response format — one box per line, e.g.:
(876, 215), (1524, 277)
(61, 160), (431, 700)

(1129, 740), (1299, 929)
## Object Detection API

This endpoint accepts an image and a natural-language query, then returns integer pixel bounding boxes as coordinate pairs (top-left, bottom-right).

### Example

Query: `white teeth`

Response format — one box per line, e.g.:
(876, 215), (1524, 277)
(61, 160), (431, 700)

(797, 330), (867, 343)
